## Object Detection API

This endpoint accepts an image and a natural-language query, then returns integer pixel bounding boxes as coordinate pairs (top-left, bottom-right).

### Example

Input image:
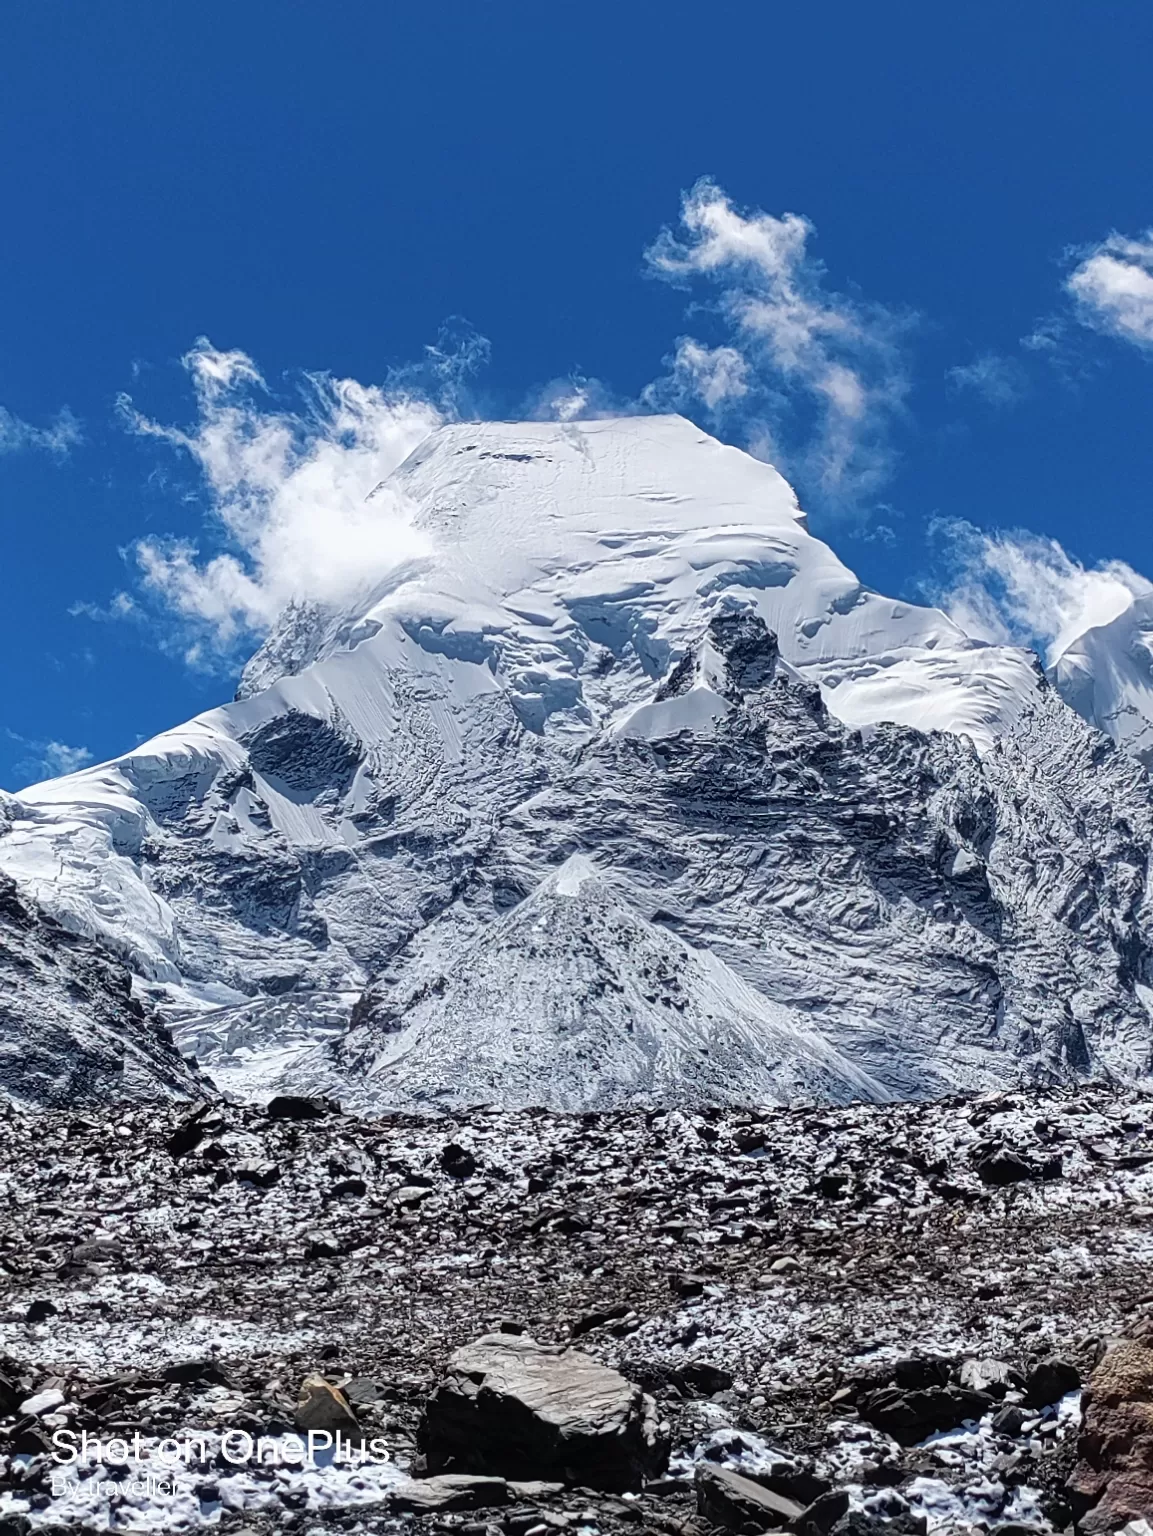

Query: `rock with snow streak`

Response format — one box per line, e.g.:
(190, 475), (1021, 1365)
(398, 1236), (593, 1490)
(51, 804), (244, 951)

(418, 1333), (667, 1492)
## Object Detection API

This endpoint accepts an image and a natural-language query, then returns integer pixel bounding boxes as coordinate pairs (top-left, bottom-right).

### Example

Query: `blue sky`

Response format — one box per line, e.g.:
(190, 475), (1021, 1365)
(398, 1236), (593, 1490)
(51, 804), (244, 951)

(3, 0), (1153, 787)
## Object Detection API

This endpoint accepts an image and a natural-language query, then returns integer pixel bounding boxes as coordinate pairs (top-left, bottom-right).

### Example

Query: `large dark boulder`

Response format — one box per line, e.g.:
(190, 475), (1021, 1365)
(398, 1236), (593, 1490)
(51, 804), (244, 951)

(857, 1384), (995, 1444)
(417, 1334), (666, 1492)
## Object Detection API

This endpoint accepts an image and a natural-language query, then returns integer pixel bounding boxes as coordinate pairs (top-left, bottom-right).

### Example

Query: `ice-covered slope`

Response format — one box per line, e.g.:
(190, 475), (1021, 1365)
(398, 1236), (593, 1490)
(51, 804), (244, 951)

(1052, 591), (1153, 766)
(3, 416), (1153, 1108)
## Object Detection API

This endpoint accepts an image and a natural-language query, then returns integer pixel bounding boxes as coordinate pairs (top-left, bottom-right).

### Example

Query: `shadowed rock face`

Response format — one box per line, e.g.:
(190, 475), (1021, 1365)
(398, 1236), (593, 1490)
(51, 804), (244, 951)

(418, 1334), (667, 1492)
(1070, 1327), (1153, 1532)
(0, 871), (205, 1107)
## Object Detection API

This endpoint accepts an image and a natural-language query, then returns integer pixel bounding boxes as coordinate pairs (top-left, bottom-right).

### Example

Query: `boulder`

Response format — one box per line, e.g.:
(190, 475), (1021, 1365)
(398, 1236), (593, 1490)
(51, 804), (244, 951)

(1024, 1356), (1080, 1407)
(293, 1375), (361, 1441)
(959, 1358), (1023, 1399)
(799, 1489), (852, 1536)
(972, 1144), (1063, 1185)
(265, 1095), (338, 1120)
(992, 1403), (1028, 1436)
(440, 1143), (477, 1179)
(857, 1384), (995, 1444)
(389, 1474), (509, 1512)
(418, 1333), (667, 1492)
(670, 1360), (734, 1396)
(893, 1357), (950, 1391)
(695, 1463), (805, 1530)
(1070, 1334), (1153, 1533)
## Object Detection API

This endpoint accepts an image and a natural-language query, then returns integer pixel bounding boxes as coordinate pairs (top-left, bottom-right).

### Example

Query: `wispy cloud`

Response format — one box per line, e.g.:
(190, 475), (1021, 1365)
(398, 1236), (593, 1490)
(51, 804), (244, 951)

(1066, 232), (1153, 349)
(6, 731), (93, 785)
(524, 372), (624, 422)
(931, 519), (1151, 665)
(641, 178), (912, 508)
(106, 334), (481, 662)
(0, 405), (81, 456)
(946, 353), (1028, 407)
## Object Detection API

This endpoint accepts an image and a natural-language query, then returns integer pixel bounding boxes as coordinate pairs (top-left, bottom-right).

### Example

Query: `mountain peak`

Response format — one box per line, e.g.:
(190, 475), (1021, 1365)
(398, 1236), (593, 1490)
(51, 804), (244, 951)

(3, 418), (1152, 1110)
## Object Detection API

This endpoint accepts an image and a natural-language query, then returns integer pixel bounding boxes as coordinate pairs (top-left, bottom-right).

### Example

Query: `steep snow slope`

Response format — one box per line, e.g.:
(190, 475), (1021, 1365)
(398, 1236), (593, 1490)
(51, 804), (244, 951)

(2, 416), (1152, 1107)
(1052, 591), (1153, 766)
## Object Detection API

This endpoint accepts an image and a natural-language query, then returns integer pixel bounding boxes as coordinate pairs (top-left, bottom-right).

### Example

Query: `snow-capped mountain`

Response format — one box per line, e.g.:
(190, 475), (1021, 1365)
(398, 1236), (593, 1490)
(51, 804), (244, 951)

(3, 415), (1153, 1108)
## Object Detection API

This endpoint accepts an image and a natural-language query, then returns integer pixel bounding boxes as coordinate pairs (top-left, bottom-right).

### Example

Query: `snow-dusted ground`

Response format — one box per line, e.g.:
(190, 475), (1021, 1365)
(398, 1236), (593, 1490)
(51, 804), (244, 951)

(0, 1084), (1143, 1533)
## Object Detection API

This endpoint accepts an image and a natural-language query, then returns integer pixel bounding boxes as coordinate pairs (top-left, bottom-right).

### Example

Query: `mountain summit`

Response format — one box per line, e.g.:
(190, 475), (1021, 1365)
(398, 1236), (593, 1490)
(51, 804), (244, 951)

(3, 416), (1153, 1107)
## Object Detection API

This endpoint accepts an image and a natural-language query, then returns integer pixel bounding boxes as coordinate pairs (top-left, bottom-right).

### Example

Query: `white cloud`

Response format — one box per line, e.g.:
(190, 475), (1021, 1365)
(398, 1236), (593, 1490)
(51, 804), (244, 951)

(643, 338), (750, 413)
(525, 372), (623, 422)
(6, 732), (93, 785)
(933, 519), (1151, 665)
(114, 338), (445, 658)
(1067, 232), (1153, 347)
(946, 353), (1027, 406)
(644, 179), (910, 503)
(0, 405), (81, 456)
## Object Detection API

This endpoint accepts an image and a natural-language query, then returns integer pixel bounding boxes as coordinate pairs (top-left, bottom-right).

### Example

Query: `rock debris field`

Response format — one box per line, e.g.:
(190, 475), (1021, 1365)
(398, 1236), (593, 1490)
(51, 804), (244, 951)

(3, 1087), (1153, 1535)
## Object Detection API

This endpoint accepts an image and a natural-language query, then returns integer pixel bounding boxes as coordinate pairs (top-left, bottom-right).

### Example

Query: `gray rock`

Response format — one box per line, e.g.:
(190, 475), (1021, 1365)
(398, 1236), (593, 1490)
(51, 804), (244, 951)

(418, 1333), (667, 1492)
(695, 1463), (806, 1530)
(798, 1489), (852, 1536)
(992, 1403), (1029, 1436)
(389, 1475), (509, 1512)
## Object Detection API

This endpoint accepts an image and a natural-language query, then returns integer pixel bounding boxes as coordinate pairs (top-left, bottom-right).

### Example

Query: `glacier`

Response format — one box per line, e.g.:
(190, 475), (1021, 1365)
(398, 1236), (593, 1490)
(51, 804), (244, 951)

(3, 415), (1153, 1107)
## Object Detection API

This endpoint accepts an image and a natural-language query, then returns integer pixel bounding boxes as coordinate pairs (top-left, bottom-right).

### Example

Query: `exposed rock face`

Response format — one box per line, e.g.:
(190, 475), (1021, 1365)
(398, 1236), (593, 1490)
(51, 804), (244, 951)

(418, 1334), (667, 1491)
(344, 661), (1153, 1108)
(0, 868), (204, 1107)
(1070, 1332), (1153, 1532)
